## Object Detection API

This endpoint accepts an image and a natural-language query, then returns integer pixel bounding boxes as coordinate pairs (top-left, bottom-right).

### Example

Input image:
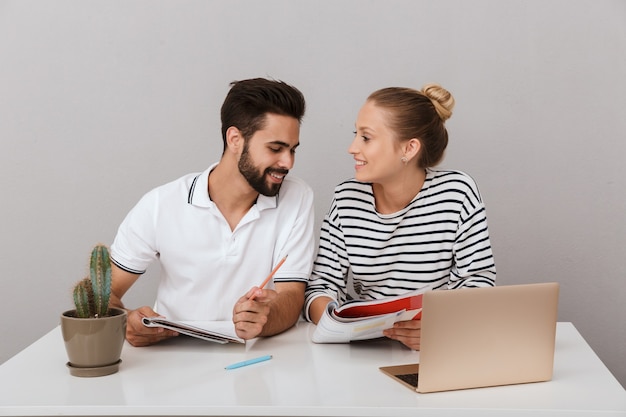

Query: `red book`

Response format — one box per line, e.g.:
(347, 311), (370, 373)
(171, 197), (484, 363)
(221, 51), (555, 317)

(333, 284), (437, 320)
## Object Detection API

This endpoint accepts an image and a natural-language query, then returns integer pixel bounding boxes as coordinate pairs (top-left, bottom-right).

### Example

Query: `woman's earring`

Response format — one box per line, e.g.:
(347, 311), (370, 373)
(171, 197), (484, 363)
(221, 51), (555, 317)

(401, 156), (408, 164)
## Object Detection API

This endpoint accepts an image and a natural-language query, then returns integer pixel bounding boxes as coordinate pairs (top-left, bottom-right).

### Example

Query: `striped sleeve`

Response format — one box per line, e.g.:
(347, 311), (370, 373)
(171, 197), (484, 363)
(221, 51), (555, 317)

(448, 174), (496, 288)
(304, 195), (349, 320)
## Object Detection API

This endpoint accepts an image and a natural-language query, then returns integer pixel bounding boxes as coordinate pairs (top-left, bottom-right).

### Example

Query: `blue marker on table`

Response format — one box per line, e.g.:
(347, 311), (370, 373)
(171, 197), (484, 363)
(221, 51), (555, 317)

(225, 355), (273, 370)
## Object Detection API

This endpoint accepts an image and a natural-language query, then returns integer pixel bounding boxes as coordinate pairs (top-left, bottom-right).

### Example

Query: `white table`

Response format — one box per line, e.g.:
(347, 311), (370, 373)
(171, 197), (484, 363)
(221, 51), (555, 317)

(0, 322), (624, 416)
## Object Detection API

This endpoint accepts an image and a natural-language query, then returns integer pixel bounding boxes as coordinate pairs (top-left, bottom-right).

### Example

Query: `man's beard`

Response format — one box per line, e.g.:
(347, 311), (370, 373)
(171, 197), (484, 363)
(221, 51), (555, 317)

(238, 143), (288, 197)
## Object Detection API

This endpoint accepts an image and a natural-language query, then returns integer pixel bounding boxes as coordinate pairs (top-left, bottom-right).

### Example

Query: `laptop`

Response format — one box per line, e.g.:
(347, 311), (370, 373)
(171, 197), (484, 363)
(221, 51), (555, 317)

(379, 282), (559, 393)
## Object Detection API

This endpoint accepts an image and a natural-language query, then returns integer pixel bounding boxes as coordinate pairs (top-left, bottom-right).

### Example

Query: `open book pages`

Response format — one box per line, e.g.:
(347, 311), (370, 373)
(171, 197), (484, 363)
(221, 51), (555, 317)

(142, 318), (245, 344)
(312, 302), (418, 343)
(311, 283), (438, 343)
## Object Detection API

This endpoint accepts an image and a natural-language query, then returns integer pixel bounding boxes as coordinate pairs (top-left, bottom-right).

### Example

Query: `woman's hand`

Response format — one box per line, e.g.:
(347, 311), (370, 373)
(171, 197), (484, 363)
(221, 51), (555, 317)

(383, 319), (421, 350)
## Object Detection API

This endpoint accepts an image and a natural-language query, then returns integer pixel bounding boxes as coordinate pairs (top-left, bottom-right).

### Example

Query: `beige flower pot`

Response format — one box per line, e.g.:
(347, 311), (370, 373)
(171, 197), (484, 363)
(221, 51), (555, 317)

(60, 307), (127, 377)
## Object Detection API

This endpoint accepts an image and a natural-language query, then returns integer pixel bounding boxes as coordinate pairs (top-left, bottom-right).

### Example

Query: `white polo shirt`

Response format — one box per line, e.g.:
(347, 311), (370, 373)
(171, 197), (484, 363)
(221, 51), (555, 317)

(111, 163), (315, 321)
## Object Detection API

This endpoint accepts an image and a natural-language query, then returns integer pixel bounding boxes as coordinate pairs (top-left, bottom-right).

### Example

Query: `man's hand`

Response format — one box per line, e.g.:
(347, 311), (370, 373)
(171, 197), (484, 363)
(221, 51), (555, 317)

(232, 287), (278, 339)
(125, 306), (179, 347)
(110, 264), (178, 346)
(383, 319), (421, 350)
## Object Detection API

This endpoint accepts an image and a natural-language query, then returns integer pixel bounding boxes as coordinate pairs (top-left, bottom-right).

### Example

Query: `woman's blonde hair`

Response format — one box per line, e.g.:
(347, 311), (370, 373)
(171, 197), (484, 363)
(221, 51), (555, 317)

(367, 83), (455, 168)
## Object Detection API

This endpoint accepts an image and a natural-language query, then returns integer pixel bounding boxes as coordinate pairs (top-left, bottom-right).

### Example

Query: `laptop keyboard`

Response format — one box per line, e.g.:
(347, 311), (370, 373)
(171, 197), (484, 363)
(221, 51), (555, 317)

(397, 373), (419, 388)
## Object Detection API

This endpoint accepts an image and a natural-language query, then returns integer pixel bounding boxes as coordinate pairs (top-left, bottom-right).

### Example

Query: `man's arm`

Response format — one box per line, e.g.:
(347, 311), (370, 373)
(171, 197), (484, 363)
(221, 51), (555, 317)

(109, 263), (140, 311)
(261, 281), (305, 336)
(110, 263), (178, 346)
(232, 281), (305, 339)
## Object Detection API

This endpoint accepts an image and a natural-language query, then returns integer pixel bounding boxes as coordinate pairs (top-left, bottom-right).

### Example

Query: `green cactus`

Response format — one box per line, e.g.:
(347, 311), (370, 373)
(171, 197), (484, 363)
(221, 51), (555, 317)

(72, 278), (94, 318)
(72, 244), (112, 318)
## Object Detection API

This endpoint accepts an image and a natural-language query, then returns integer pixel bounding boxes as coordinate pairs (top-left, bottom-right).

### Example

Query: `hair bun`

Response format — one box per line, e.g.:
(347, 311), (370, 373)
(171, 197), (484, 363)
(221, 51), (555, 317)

(421, 84), (455, 122)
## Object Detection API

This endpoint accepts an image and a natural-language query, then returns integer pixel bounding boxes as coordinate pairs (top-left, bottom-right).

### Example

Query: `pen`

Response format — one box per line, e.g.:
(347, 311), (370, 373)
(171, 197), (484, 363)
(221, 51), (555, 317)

(224, 354), (273, 370)
(249, 255), (288, 301)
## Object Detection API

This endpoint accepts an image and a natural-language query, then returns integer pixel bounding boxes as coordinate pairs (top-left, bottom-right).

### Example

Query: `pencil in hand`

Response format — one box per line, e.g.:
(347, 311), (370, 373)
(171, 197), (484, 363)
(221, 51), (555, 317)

(249, 255), (288, 301)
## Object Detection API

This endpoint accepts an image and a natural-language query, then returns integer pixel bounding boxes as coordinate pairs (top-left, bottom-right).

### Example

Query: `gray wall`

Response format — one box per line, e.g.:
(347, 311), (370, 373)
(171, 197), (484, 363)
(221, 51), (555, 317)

(1, 0), (624, 388)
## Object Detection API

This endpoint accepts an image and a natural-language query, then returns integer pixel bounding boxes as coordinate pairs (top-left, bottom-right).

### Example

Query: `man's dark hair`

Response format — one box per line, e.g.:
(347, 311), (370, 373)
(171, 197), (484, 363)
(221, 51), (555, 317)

(220, 78), (306, 152)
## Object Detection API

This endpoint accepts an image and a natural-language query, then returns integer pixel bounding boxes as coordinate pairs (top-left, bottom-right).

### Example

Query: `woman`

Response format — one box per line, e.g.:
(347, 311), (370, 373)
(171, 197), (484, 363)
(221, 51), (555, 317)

(304, 84), (496, 350)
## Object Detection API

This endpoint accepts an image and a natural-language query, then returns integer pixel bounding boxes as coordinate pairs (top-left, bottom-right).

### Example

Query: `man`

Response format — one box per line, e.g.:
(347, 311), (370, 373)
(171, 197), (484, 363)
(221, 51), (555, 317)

(109, 78), (315, 346)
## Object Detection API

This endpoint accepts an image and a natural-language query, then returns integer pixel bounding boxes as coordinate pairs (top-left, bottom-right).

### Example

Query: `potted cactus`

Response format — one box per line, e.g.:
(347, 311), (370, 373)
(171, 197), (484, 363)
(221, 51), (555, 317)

(60, 244), (127, 377)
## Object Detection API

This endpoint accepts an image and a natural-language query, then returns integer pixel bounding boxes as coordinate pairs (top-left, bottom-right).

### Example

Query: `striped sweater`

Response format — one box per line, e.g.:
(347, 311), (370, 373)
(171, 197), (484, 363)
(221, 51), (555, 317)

(304, 169), (496, 321)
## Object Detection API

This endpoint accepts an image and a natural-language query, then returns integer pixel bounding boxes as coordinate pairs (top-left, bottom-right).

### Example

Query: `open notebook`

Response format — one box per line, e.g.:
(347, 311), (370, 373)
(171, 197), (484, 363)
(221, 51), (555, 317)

(380, 282), (559, 393)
